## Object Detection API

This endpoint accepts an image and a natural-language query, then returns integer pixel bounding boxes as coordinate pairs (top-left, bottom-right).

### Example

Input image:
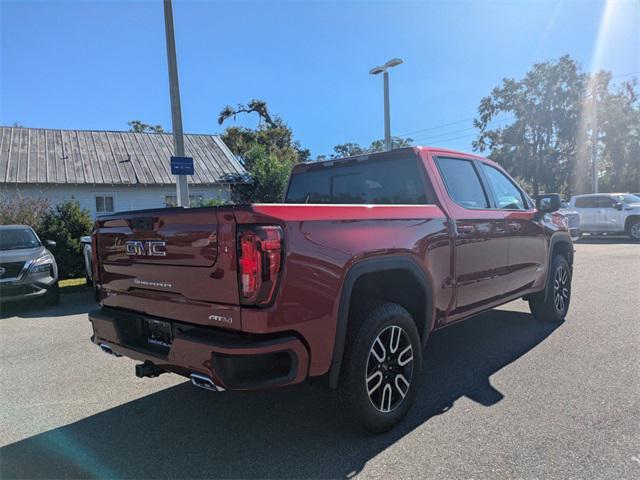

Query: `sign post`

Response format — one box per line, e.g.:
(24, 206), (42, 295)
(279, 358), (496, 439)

(163, 0), (190, 207)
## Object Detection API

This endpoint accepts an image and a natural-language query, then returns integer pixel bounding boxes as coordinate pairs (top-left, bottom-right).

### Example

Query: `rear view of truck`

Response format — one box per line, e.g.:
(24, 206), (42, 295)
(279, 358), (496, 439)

(90, 205), (308, 391)
(89, 147), (455, 433)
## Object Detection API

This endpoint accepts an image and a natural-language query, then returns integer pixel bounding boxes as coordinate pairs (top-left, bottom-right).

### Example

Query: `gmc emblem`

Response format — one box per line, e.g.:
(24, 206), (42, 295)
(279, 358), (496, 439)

(125, 240), (167, 257)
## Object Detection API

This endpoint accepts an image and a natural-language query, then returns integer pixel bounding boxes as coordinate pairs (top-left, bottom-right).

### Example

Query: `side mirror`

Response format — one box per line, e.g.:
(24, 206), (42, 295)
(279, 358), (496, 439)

(46, 240), (57, 247)
(614, 202), (623, 211)
(536, 194), (562, 214)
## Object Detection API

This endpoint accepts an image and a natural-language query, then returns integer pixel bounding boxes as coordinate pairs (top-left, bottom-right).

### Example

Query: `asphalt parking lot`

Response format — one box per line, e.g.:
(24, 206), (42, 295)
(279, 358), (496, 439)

(1, 237), (638, 479)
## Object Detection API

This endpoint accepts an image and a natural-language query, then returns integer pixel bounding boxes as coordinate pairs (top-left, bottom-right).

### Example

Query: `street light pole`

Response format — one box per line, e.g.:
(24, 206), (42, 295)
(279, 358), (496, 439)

(591, 111), (599, 194)
(163, 0), (189, 207)
(383, 71), (391, 151)
(370, 58), (403, 151)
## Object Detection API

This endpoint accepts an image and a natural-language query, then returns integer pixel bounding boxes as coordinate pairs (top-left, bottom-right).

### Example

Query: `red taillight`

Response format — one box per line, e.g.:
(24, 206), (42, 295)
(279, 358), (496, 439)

(238, 226), (283, 305)
(240, 231), (260, 298)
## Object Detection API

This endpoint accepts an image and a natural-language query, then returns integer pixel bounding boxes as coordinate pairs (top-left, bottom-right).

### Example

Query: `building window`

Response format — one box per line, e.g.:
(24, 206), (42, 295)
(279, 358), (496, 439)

(164, 194), (204, 207)
(95, 194), (115, 213)
(164, 195), (177, 208)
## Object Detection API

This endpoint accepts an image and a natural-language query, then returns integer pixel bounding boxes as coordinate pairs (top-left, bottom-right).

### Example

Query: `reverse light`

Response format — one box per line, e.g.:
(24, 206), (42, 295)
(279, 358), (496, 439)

(238, 226), (283, 306)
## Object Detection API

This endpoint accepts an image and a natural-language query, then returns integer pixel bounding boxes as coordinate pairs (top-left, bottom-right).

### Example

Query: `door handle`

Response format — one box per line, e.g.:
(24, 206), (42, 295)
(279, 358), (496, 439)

(507, 221), (522, 232)
(457, 224), (475, 235)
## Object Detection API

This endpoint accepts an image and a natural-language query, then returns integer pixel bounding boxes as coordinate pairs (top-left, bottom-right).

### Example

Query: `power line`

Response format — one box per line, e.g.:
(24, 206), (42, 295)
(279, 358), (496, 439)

(414, 133), (476, 144)
(611, 71), (639, 80)
(407, 125), (477, 141)
(397, 118), (474, 137)
(398, 71), (637, 133)
(398, 115), (514, 139)
(396, 70), (638, 147)
(413, 132), (478, 145)
(409, 116), (514, 143)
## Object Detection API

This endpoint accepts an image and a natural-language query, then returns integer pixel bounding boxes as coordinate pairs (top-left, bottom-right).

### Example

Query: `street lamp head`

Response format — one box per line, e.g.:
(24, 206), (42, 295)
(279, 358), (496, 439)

(370, 58), (403, 75)
(384, 58), (403, 69)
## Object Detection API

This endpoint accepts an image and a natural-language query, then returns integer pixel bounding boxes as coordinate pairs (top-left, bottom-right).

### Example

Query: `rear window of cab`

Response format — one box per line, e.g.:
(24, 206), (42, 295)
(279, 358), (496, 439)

(285, 156), (430, 204)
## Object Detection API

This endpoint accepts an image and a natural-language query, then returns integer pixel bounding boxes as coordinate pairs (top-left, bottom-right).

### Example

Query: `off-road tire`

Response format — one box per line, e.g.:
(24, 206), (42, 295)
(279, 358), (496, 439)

(529, 255), (571, 322)
(338, 301), (422, 433)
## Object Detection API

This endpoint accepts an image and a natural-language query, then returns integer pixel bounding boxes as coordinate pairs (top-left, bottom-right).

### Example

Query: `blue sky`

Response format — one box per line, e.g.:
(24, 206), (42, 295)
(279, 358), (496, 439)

(1, 0), (638, 158)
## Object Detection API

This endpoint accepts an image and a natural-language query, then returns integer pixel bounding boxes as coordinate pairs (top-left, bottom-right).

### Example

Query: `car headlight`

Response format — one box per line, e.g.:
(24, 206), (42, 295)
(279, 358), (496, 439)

(31, 263), (52, 274)
(30, 254), (54, 275)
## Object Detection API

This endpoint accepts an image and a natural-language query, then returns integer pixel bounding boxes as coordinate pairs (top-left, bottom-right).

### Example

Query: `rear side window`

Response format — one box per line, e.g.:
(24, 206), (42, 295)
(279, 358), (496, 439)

(480, 163), (527, 210)
(435, 157), (489, 209)
(596, 196), (617, 208)
(574, 197), (597, 208)
(285, 157), (429, 204)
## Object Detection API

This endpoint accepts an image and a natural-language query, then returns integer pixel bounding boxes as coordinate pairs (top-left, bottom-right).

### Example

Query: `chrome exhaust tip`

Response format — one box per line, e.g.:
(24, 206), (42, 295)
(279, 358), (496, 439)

(99, 343), (122, 357)
(190, 373), (225, 392)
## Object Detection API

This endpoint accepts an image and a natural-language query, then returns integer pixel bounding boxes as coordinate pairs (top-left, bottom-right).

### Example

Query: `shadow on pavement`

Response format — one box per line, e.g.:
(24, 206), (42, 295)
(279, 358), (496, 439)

(0, 290), (96, 319)
(0, 309), (559, 479)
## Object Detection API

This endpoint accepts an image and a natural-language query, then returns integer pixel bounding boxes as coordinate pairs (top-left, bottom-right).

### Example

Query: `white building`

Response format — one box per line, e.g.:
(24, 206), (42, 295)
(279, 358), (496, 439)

(0, 127), (247, 217)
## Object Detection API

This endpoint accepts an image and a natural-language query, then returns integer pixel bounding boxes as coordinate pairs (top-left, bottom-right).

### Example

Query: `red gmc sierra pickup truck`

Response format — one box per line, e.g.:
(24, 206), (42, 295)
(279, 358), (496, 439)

(89, 146), (573, 432)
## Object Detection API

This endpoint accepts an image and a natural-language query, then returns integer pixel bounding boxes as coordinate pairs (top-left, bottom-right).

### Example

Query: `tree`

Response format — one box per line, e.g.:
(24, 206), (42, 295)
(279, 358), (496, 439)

(128, 120), (164, 133)
(473, 55), (584, 196)
(368, 137), (414, 153)
(218, 99), (309, 164)
(218, 99), (309, 202)
(473, 55), (639, 196)
(595, 78), (640, 193)
(218, 99), (278, 129)
(332, 142), (366, 158)
(232, 145), (291, 203)
(0, 190), (50, 227)
(327, 136), (413, 159)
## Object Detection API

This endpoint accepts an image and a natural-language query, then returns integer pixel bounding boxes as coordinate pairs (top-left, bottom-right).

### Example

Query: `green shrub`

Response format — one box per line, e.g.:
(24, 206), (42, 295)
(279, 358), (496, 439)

(37, 200), (93, 279)
(232, 144), (292, 203)
(199, 197), (229, 207)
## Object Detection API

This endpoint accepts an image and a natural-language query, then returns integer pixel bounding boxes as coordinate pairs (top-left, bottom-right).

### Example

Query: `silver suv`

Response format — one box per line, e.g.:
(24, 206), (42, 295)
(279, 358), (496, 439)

(569, 193), (640, 241)
(0, 225), (59, 305)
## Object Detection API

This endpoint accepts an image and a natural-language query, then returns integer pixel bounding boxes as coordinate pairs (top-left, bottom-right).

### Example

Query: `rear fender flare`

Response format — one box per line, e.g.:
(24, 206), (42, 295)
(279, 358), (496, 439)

(328, 255), (434, 389)
(543, 232), (573, 302)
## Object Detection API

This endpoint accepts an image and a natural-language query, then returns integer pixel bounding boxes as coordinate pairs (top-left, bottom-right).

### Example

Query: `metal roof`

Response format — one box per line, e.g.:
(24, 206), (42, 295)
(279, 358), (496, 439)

(0, 127), (247, 185)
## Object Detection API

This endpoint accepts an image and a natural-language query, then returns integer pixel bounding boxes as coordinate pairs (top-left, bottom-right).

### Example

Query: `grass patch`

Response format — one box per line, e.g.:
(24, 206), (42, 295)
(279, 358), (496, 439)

(59, 278), (87, 289)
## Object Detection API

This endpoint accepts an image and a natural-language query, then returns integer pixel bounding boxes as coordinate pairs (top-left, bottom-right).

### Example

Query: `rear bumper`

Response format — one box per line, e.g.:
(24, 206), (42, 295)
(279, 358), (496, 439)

(89, 307), (309, 390)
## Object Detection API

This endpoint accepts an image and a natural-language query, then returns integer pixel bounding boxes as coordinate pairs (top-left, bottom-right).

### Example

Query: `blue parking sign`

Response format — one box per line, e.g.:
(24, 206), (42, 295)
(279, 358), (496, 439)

(170, 156), (194, 175)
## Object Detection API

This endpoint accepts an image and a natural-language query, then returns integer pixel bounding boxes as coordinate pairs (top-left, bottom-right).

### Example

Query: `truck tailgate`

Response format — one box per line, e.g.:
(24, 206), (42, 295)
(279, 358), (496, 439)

(95, 207), (241, 328)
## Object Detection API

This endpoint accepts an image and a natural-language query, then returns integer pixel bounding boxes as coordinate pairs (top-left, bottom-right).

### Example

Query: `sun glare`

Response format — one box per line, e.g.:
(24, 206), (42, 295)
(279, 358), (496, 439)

(575, 0), (628, 194)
